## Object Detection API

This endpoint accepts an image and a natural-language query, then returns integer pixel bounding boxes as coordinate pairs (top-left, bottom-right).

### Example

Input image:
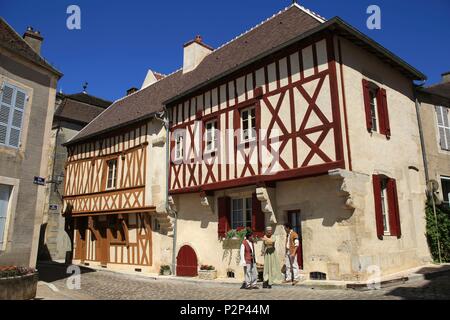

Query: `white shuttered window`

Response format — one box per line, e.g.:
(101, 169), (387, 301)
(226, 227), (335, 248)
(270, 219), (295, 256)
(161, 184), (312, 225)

(0, 83), (27, 148)
(436, 106), (450, 151)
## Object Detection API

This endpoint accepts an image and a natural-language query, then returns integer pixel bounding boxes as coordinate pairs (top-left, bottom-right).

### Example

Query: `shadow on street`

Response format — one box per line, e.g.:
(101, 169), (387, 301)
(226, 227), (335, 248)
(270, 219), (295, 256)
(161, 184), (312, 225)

(385, 265), (450, 300)
(37, 261), (96, 283)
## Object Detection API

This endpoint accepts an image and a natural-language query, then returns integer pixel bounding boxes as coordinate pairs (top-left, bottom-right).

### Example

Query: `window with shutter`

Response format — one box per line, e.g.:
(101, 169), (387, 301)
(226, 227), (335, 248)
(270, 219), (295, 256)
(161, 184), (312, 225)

(373, 174), (402, 239)
(436, 106), (450, 151)
(0, 184), (13, 250)
(362, 80), (390, 138)
(0, 83), (27, 148)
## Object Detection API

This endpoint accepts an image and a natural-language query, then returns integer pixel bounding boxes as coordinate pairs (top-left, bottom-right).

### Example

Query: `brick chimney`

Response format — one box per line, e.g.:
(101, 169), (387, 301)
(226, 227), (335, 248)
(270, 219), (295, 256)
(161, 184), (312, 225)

(183, 35), (213, 74)
(442, 71), (450, 83)
(23, 26), (43, 54)
(127, 87), (138, 95)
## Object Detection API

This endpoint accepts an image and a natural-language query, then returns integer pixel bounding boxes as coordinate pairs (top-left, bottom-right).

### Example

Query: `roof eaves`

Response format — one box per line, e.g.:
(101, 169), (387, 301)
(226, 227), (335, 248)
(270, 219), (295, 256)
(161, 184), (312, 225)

(63, 111), (159, 147)
(330, 17), (426, 81)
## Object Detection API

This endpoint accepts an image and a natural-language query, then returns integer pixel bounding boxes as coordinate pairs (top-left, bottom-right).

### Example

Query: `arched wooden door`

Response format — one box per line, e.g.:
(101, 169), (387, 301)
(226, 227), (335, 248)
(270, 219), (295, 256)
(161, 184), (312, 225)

(176, 245), (198, 277)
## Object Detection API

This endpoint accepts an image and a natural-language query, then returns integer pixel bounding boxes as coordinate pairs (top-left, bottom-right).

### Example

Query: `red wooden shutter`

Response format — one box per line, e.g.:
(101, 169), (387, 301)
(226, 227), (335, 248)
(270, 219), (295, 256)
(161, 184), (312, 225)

(381, 89), (391, 138)
(252, 192), (265, 237)
(217, 196), (231, 237)
(387, 179), (402, 238)
(372, 175), (384, 240)
(376, 89), (386, 134)
(377, 88), (390, 138)
(362, 79), (373, 132)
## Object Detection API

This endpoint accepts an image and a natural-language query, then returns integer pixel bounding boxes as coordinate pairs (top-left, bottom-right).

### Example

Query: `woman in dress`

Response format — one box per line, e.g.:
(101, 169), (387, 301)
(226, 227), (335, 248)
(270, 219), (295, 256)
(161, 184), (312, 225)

(261, 226), (282, 289)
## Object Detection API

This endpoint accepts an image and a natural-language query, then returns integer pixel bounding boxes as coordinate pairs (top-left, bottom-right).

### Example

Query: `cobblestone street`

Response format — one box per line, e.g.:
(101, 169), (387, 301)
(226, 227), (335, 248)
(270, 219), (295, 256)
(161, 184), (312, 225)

(35, 263), (450, 300)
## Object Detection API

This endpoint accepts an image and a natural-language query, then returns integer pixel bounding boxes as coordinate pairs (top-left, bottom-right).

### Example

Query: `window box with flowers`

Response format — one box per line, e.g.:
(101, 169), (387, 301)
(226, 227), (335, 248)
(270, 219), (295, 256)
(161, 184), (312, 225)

(0, 266), (38, 300)
(198, 265), (217, 280)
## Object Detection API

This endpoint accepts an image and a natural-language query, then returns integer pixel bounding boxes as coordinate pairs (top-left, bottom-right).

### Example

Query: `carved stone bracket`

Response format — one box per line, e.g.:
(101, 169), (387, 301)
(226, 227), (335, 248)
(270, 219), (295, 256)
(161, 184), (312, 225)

(328, 169), (370, 211)
(200, 191), (215, 213)
(256, 186), (277, 224)
(153, 196), (176, 233)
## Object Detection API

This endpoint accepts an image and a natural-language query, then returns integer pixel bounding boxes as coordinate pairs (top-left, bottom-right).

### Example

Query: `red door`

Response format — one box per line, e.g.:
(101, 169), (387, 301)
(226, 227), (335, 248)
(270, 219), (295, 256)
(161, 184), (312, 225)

(176, 245), (198, 277)
(287, 211), (303, 269)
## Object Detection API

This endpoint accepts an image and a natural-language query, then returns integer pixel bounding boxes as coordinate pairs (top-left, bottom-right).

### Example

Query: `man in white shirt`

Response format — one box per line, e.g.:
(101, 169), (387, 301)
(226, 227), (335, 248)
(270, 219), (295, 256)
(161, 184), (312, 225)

(240, 229), (259, 289)
(284, 223), (300, 285)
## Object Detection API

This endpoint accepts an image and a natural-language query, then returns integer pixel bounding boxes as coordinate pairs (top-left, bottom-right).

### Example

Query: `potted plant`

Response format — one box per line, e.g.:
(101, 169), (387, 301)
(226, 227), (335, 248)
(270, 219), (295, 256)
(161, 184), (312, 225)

(222, 228), (248, 249)
(159, 265), (171, 276)
(0, 266), (39, 300)
(198, 265), (217, 280)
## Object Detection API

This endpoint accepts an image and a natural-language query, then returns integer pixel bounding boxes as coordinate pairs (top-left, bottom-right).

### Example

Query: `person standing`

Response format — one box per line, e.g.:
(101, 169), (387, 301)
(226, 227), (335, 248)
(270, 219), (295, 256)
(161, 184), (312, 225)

(240, 229), (259, 289)
(284, 223), (300, 285)
(261, 226), (282, 289)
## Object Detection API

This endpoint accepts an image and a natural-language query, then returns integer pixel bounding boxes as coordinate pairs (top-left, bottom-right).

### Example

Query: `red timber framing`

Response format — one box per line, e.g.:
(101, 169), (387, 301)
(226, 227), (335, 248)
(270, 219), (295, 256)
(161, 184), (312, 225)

(168, 33), (345, 194)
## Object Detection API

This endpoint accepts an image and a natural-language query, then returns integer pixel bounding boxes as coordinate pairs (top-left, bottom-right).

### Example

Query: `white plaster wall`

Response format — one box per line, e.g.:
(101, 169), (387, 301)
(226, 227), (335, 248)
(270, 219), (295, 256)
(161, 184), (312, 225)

(335, 37), (431, 277)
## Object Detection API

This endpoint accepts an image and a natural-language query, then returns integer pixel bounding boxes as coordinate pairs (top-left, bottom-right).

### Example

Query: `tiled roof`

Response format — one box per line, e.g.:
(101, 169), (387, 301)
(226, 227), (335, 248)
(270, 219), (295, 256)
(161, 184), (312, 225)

(0, 17), (62, 77)
(418, 82), (450, 107)
(54, 93), (112, 125)
(67, 4), (425, 145)
(64, 92), (112, 109)
(67, 4), (322, 144)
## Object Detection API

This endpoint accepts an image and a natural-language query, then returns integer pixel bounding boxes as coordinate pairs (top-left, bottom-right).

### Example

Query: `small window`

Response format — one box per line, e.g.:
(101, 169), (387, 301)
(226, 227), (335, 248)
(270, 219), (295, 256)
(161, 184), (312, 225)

(436, 106), (450, 151)
(369, 88), (378, 132)
(441, 176), (450, 204)
(231, 197), (252, 230)
(373, 175), (401, 239)
(106, 159), (118, 190)
(205, 120), (218, 152)
(240, 107), (256, 142)
(380, 178), (390, 235)
(174, 132), (184, 160)
(0, 83), (27, 148)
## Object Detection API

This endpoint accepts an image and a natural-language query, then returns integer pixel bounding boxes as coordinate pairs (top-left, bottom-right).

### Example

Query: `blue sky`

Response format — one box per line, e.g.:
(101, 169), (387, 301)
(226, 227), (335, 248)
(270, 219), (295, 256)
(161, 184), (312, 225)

(1, 0), (449, 102)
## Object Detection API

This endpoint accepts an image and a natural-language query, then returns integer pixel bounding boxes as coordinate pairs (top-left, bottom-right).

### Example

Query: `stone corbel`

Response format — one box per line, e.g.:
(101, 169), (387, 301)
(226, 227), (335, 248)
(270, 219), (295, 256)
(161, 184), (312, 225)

(328, 169), (370, 211)
(200, 191), (215, 213)
(167, 195), (177, 213)
(152, 135), (166, 147)
(256, 184), (277, 224)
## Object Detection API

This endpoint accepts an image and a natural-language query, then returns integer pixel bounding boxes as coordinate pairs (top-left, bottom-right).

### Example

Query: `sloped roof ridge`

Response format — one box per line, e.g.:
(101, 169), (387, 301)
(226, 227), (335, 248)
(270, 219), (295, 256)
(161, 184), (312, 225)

(0, 17), (62, 76)
(214, 3), (325, 53)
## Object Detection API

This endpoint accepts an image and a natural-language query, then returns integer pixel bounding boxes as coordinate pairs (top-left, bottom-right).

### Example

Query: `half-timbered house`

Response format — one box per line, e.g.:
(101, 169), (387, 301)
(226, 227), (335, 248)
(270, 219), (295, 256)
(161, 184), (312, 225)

(65, 3), (432, 280)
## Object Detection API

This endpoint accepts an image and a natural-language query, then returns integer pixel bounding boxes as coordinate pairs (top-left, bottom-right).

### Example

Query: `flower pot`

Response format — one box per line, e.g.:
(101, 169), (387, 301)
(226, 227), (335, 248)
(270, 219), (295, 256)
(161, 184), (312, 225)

(198, 269), (217, 280)
(162, 270), (171, 276)
(0, 272), (38, 300)
(222, 238), (242, 250)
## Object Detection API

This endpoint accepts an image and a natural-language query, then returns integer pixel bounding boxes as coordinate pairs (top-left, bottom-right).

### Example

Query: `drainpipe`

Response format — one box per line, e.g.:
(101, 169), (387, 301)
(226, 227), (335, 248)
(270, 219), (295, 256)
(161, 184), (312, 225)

(414, 86), (442, 263)
(413, 86), (430, 184)
(154, 108), (178, 275)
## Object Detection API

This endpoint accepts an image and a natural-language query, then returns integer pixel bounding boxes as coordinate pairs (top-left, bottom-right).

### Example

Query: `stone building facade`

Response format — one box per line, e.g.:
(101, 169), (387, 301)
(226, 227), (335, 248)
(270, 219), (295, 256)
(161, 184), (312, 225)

(38, 91), (111, 262)
(417, 73), (450, 205)
(0, 19), (62, 268)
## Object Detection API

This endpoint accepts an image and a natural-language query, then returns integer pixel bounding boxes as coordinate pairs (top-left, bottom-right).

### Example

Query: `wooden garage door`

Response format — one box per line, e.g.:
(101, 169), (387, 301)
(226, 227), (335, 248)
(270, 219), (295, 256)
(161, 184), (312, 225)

(176, 245), (198, 277)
